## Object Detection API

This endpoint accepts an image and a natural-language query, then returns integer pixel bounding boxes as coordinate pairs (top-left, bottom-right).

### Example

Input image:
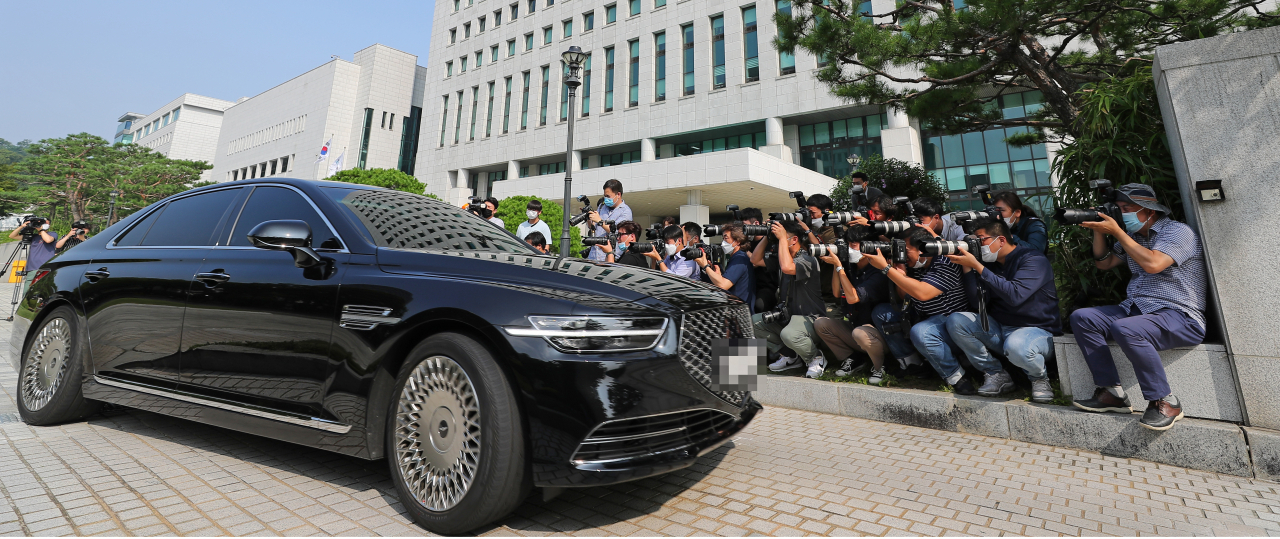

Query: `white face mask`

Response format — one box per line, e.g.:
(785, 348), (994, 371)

(664, 244), (679, 257)
(912, 257), (929, 269)
(41, 224), (50, 230)
(811, 218), (825, 228)
(526, 210), (539, 220)
(980, 242), (999, 263)
(721, 239), (733, 251)
(848, 250), (863, 264)
(1003, 216), (1015, 227)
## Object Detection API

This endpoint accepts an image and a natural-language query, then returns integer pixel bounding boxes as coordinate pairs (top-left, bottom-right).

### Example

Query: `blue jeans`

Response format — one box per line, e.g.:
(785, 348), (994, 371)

(946, 312), (1055, 380)
(909, 314), (962, 379)
(871, 303), (916, 360)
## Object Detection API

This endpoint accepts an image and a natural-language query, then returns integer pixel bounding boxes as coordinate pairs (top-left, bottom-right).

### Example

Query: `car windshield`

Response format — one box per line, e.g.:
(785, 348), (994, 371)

(323, 187), (535, 254)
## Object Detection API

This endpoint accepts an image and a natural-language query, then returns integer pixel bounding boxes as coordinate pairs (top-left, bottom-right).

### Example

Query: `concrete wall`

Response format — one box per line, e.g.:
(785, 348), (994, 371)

(1153, 25), (1280, 429)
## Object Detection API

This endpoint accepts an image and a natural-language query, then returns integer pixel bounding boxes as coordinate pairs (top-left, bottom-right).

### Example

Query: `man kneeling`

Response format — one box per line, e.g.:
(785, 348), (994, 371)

(944, 219), (1061, 402)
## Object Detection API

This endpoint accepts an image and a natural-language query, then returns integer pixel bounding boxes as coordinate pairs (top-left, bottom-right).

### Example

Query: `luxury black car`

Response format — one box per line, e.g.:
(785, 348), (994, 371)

(10, 178), (760, 533)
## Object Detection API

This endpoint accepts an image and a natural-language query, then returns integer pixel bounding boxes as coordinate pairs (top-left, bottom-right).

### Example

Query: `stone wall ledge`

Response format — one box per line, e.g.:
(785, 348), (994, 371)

(755, 374), (1263, 479)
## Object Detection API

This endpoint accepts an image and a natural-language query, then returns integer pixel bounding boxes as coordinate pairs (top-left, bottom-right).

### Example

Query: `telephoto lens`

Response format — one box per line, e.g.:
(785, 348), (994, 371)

(860, 241), (892, 255)
(759, 308), (789, 325)
(824, 211), (863, 225)
(922, 240), (967, 256)
(809, 243), (861, 263)
(768, 211), (806, 222)
(582, 237), (612, 246)
(628, 241), (659, 254)
(680, 244), (706, 260)
(871, 220), (912, 236)
(741, 224), (771, 237)
(950, 210), (986, 223)
(703, 224), (726, 237)
(1053, 207), (1103, 224)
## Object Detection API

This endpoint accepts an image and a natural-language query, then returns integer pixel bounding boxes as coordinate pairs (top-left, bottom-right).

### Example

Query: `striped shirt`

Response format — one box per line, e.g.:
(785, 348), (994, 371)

(912, 255), (969, 318)
(1113, 217), (1207, 330)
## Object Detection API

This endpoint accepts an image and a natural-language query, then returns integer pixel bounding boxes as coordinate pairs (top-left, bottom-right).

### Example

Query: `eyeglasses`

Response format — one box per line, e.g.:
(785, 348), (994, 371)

(974, 235), (997, 244)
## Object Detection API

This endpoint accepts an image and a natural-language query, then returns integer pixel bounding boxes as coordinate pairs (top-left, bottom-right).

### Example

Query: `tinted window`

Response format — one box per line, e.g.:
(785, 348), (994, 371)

(138, 188), (242, 247)
(114, 205), (165, 247)
(229, 186), (342, 249)
(322, 187), (534, 254)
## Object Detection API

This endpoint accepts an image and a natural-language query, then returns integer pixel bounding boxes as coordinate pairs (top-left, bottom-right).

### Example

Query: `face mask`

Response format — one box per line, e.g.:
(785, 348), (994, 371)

(526, 210), (538, 220)
(848, 250), (863, 264)
(1003, 216), (1015, 227)
(811, 218), (825, 228)
(912, 257), (929, 269)
(616, 242), (628, 252)
(664, 244), (678, 257)
(603, 197), (616, 208)
(1122, 211), (1149, 233)
(980, 242), (999, 263)
(41, 224), (50, 230)
(721, 240), (733, 251)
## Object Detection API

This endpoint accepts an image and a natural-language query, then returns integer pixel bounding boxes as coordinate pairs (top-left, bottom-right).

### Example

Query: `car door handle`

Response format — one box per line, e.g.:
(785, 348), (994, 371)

(194, 272), (231, 287)
(84, 268), (110, 283)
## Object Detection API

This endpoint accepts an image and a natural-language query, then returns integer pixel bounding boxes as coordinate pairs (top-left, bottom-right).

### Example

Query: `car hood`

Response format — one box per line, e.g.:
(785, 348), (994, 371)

(375, 247), (743, 316)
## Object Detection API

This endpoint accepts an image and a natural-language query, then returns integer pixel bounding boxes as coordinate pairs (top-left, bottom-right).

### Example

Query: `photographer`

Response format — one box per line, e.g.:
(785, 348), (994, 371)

(587, 179), (632, 261)
(485, 197), (505, 228)
(868, 195), (897, 222)
(643, 225), (700, 279)
(524, 231), (551, 254)
(1068, 184), (1205, 431)
(682, 222), (702, 246)
(813, 240), (893, 383)
(992, 191), (1047, 253)
(755, 221), (827, 379)
(911, 198), (965, 241)
(943, 219), (1061, 402)
(516, 200), (553, 249)
(851, 172), (884, 203)
(600, 221), (649, 268)
(9, 218), (58, 273)
(863, 227), (970, 390)
(697, 224), (756, 313)
(56, 220), (90, 253)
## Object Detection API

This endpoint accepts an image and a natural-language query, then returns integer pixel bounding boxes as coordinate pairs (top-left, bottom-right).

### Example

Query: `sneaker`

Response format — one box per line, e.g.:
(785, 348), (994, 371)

(1139, 396), (1184, 431)
(768, 355), (802, 372)
(804, 355), (827, 379)
(953, 378), (978, 396)
(1073, 387), (1133, 414)
(1030, 379), (1054, 403)
(868, 367), (886, 386)
(835, 357), (867, 377)
(977, 371), (1015, 397)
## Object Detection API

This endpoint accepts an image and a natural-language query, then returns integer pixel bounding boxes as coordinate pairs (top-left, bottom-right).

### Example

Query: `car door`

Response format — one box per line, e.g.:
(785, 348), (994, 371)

(81, 186), (244, 386)
(179, 185), (346, 417)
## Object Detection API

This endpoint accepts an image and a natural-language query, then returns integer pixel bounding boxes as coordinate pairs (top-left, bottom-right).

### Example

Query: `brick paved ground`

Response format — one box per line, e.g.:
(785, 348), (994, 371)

(0, 287), (1278, 535)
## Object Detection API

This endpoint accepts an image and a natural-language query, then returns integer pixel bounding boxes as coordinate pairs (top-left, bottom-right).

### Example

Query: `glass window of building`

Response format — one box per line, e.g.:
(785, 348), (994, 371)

(521, 71), (531, 129)
(439, 95), (450, 147)
(162, 113), (170, 126)
(469, 87), (480, 141)
(543, 26), (553, 45)
(495, 9), (502, 25)
(453, 0), (460, 11)
(171, 108), (180, 122)
(743, 6), (759, 83)
(511, 2), (519, 19)
(564, 19), (573, 37)
(451, 29), (457, 44)
(583, 11), (595, 31)
(604, 46), (616, 112)
(491, 45), (499, 62)
(654, 32), (667, 102)
(600, 150), (641, 167)
(508, 39), (516, 56)
(454, 91), (464, 144)
(560, 63), (570, 121)
(628, 40), (640, 107)
(581, 53), (592, 116)
(446, 61), (454, 77)
(503, 76), (513, 133)
(464, 23), (471, 38)
(682, 24), (695, 95)
(798, 113), (888, 178)
(606, 3), (617, 23)
(673, 131), (767, 157)
(629, 0), (640, 16)
(539, 65), (550, 126)
(475, 51), (483, 66)
(537, 162), (566, 175)
(528, 0), (536, 12)
(461, 56), (468, 72)
(525, 33), (534, 50)
(711, 15), (726, 89)
(922, 91), (1052, 214)
(655, 0), (666, 7)
(486, 81), (495, 137)
(485, 171), (507, 197)
(479, 16), (486, 32)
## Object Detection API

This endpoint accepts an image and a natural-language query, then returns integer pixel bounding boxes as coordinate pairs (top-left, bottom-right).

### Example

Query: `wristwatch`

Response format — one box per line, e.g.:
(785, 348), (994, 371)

(835, 266), (844, 273)
(1094, 251), (1112, 262)
(879, 265), (892, 276)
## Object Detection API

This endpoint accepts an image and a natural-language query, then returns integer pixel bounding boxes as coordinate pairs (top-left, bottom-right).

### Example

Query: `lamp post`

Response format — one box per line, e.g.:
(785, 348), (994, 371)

(559, 46), (587, 258)
(846, 153), (861, 168)
(108, 190), (119, 226)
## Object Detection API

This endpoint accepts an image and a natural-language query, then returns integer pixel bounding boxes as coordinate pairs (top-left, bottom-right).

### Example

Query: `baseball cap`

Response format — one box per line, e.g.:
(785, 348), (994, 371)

(1115, 183), (1171, 215)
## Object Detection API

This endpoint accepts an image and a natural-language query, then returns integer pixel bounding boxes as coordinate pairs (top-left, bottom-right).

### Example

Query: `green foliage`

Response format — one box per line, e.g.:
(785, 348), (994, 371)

(328, 168), (426, 193)
(493, 195), (583, 256)
(830, 154), (948, 212)
(775, 0), (1278, 140)
(1050, 65), (1181, 318)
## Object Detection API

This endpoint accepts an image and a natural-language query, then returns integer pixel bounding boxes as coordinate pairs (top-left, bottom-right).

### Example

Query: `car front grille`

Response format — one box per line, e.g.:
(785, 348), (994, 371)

(678, 305), (753, 407)
(570, 409), (740, 464)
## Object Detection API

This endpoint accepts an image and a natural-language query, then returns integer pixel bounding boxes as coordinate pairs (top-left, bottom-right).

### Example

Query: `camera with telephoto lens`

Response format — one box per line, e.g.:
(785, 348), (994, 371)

(582, 234), (619, 247)
(643, 222), (663, 240)
(950, 184), (1002, 229)
(768, 191), (813, 223)
(1053, 179), (1124, 225)
(567, 194), (594, 226)
(809, 242), (862, 264)
(870, 220), (913, 236)
(848, 184), (869, 212)
(740, 223), (771, 237)
(823, 211), (864, 226)
(759, 305), (790, 325)
(19, 216), (48, 238)
(860, 239), (908, 265)
(71, 220), (89, 236)
(922, 235), (982, 257)
(703, 224), (727, 237)
(893, 197), (921, 225)
(880, 321), (910, 335)
(627, 241), (660, 254)
(466, 196), (492, 219)
(681, 243), (725, 267)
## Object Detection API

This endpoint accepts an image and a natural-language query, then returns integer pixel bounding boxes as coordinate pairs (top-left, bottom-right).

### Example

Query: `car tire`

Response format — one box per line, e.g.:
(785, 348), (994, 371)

(17, 306), (100, 425)
(386, 332), (530, 534)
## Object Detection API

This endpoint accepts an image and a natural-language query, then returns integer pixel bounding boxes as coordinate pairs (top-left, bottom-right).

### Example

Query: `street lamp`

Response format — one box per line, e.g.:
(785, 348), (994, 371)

(108, 190), (119, 226)
(559, 46), (587, 258)
(846, 153), (861, 167)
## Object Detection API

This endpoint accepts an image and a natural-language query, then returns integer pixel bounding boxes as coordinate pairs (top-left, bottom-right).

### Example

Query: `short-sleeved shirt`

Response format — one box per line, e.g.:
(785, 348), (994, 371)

(663, 252), (701, 280)
(488, 216), (505, 228)
(779, 251), (824, 317)
(27, 232), (59, 271)
(588, 201), (633, 261)
(516, 219), (553, 247)
(911, 255), (968, 318)
(1113, 217), (1207, 329)
(720, 249), (757, 313)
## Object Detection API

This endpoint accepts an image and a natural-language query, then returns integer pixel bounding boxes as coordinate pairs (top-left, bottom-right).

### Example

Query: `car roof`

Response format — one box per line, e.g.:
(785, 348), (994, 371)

(187, 177), (385, 193)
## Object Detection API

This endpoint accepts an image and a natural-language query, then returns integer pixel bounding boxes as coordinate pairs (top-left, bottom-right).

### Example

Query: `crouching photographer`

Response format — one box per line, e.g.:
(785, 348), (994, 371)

(754, 222), (827, 378)
(9, 216), (58, 274)
(696, 224), (756, 313)
(811, 241), (893, 384)
(57, 220), (90, 253)
(940, 219), (1061, 402)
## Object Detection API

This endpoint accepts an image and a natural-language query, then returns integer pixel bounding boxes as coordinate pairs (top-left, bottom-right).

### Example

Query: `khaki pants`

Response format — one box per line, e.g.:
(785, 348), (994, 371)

(814, 317), (889, 370)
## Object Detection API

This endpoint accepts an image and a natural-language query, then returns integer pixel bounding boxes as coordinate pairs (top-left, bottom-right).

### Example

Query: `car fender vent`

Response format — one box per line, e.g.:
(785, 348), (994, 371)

(339, 305), (400, 330)
(570, 409), (739, 465)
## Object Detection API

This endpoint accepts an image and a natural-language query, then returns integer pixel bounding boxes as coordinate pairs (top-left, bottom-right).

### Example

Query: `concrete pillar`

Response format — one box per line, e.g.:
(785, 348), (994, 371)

(449, 168), (473, 206)
(879, 111), (925, 167)
(641, 138), (657, 162)
(886, 108), (910, 129)
(679, 189), (709, 226)
(783, 124), (800, 164)
(760, 117), (794, 163)
(507, 160), (521, 180)
(571, 150), (583, 171)
(659, 144), (675, 159)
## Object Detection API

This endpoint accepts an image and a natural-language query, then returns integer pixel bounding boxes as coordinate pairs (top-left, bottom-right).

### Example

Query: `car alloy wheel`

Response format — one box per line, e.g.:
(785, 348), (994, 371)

(22, 317), (71, 412)
(393, 355), (482, 512)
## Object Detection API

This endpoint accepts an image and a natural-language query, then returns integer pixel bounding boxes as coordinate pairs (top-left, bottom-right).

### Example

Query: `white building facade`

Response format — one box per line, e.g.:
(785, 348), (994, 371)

(417, 0), (1059, 223)
(114, 94), (236, 182)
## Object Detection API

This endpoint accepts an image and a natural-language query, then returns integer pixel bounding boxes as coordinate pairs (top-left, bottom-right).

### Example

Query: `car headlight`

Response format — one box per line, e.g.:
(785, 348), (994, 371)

(504, 316), (669, 353)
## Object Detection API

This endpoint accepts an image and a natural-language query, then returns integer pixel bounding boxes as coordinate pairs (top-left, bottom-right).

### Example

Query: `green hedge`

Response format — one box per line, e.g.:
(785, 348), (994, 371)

(493, 195), (583, 256)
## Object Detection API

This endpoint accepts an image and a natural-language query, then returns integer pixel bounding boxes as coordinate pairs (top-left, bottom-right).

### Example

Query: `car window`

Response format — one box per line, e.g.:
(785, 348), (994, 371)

(137, 188), (242, 247)
(322, 187), (534, 254)
(228, 186), (343, 250)
(113, 205), (165, 247)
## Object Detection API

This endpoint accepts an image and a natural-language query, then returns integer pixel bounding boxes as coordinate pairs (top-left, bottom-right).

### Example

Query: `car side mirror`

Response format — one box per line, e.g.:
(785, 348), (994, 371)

(247, 220), (322, 268)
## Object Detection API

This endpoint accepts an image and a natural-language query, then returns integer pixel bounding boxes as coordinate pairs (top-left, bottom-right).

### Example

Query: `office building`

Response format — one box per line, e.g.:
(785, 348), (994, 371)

(114, 94), (236, 182)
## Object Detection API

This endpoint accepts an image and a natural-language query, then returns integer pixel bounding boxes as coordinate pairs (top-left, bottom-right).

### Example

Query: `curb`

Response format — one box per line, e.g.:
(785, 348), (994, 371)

(755, 374), (1271, 479)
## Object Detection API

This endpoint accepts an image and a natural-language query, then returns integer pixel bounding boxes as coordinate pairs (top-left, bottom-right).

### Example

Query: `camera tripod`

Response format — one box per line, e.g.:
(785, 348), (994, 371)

(1, 237), (33, 322)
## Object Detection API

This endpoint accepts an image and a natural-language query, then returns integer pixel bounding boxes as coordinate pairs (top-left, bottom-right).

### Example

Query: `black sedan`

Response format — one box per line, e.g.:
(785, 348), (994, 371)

(10, 178), (760, 534)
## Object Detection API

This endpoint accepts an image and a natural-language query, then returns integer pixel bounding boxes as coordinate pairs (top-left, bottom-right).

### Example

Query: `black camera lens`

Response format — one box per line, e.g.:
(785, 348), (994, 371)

(628, 241), (657, 254)
(1053, 208), (1102, 224)
(703, 224), (725, 237)
(582, 237), (611, 246)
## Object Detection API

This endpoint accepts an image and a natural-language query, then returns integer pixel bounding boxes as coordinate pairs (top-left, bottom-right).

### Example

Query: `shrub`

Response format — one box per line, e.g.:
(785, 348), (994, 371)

(492, 195), (583, 256)
(329, 168), (426, 193)
(830, 154), (948, 212)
